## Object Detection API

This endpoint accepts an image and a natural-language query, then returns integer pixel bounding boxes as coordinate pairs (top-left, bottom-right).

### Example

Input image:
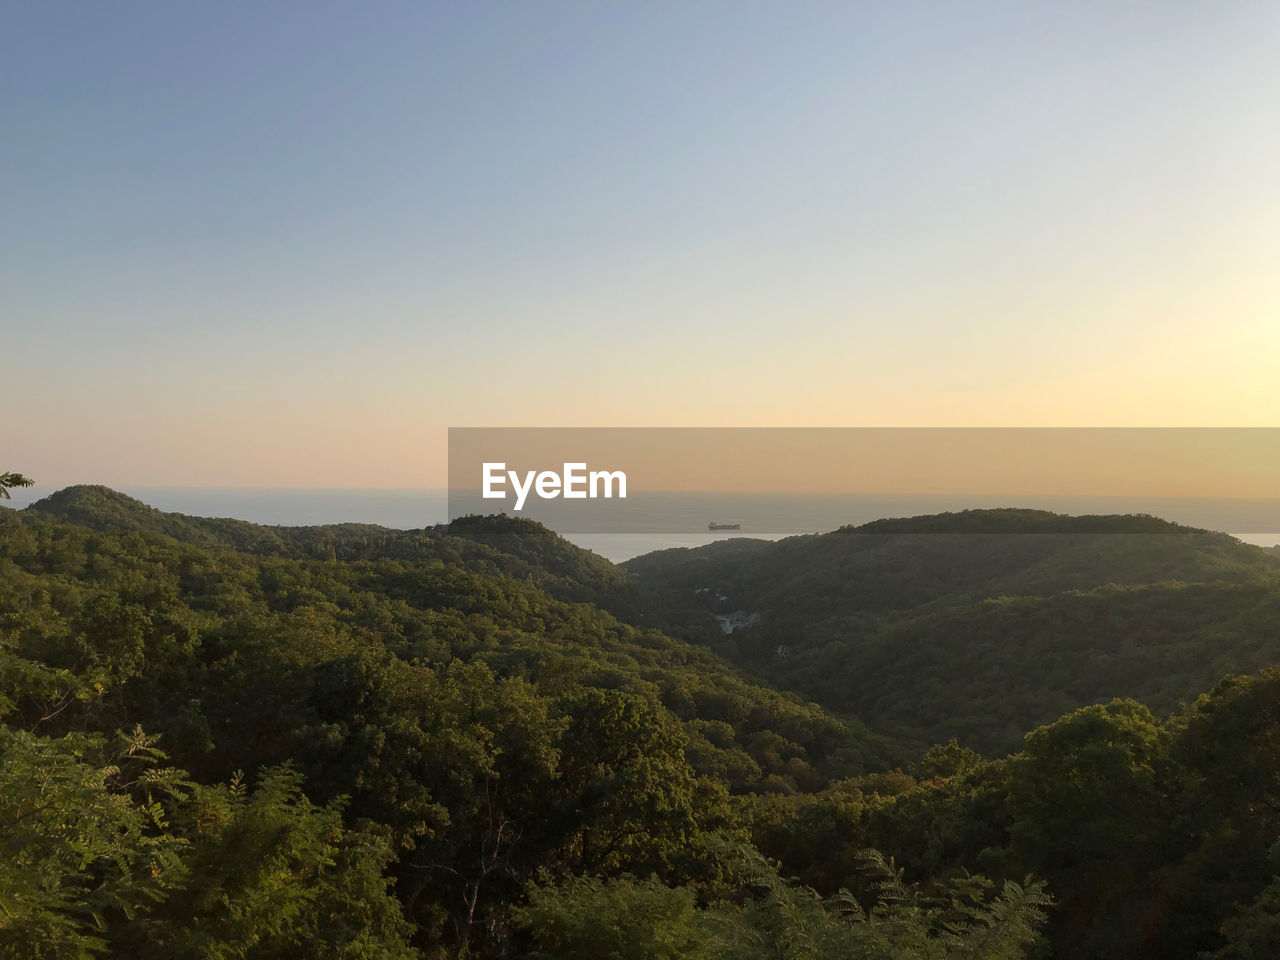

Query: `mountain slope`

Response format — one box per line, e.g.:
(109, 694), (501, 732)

(8, 492), (1280, 958)
(624, 509), (1280, 752)
(6, 488), (899, 786)
(3, 488), (914, 954)
(22, 485), (636, 609)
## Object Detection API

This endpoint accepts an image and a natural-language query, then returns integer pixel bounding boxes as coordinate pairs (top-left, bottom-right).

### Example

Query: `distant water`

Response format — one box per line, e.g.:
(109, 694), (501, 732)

(4, 486), (1278, 564)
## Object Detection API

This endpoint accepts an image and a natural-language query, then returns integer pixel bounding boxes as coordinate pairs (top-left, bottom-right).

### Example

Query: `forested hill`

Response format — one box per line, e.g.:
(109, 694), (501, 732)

(26, 485), (635, 607)
(7, 490), (1280, 957)
(624, 509), (1280, 753)
(8, 486), (894, 788)
(1, 486), (905, 956)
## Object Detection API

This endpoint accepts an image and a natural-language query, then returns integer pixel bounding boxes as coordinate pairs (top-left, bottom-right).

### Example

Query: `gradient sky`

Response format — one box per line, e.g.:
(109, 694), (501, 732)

(3, 2), (1278, 488)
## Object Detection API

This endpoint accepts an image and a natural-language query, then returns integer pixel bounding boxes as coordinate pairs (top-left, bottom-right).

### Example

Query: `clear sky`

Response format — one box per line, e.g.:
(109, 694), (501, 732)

(3, 2), (1278, 488)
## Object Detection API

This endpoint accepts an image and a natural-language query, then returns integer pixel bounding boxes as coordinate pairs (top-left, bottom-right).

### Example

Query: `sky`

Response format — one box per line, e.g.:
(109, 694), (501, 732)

(3, 2), (1278, 488)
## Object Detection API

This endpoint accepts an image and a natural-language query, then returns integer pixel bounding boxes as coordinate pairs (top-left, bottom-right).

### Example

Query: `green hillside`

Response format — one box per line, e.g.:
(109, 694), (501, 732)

(1, 488), (915, 958)
(6, 491), (1280, 959)
(624, 510), (1280, 752)
(26, 485), (637, 609)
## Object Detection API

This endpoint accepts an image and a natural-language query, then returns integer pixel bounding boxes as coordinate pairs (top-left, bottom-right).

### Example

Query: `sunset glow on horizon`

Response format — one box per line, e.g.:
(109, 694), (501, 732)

(4, 3), (1279, 489)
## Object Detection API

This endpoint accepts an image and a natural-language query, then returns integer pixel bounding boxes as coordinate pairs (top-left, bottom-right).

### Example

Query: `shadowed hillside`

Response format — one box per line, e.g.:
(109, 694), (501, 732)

(624, 509), (1280, 753)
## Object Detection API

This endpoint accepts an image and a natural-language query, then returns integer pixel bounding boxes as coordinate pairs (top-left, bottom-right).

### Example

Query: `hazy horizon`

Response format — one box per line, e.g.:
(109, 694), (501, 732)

(5, 484), (1278, 565)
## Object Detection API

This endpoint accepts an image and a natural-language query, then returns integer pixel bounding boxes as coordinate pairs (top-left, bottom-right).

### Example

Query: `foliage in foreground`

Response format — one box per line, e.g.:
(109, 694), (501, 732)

(516, 845), (1051, 960)
(0, 721), (415, 959)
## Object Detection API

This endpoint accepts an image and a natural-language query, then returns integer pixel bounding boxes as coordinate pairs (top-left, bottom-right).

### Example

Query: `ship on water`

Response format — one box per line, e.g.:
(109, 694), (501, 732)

(707, 522), (741, 531)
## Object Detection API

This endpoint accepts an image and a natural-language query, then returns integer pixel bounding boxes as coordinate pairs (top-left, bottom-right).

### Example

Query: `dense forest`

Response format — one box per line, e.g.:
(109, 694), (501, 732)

(624, 513), (1280, 753)
(3, 486), (1280, 958)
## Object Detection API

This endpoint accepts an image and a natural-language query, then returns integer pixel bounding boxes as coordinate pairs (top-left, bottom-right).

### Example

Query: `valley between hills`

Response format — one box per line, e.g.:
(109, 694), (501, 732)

(4, 485), (1280, 958)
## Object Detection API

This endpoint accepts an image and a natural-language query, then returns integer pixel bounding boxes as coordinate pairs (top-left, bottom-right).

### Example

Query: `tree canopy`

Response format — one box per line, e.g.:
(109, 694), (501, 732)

(4, 487), (1280, 957)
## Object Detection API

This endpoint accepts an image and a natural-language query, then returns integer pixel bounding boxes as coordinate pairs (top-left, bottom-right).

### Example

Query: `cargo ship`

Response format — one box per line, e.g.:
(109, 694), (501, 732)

(707, 522), (741, 531)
